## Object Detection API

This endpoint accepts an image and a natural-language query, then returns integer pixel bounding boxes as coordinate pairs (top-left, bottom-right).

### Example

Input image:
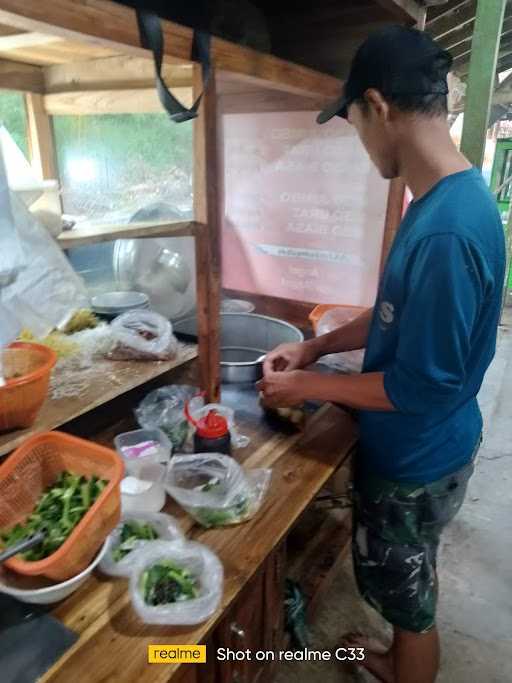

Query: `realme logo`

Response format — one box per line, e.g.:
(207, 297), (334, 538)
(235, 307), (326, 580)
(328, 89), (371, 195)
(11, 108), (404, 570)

(148, 645), (206, 664)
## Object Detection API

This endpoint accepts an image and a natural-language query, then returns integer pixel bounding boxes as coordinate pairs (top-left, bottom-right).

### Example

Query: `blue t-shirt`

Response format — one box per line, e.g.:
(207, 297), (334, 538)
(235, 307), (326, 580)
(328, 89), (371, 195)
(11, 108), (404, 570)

(359, 168), (505, 483)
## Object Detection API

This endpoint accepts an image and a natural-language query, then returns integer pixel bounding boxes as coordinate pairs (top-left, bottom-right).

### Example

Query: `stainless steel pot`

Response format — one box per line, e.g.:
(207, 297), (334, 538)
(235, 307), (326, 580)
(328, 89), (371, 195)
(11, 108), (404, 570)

(174, 313), (304, 383)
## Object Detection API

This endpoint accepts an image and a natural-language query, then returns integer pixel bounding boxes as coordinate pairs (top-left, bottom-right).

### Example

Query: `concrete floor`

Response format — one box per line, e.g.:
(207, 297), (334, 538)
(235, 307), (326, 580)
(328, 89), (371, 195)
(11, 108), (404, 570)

(275, 309), (512, 683)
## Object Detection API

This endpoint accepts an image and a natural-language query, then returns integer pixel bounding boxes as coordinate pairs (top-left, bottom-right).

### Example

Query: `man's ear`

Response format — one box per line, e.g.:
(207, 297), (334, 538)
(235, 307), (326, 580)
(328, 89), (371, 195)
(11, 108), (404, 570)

(364, 88), (390, 122)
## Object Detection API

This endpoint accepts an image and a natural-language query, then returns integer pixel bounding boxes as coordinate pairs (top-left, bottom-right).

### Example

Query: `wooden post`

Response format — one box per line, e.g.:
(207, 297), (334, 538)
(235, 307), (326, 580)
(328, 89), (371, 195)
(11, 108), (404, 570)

(460, 0), (506, 168)
(193, 66), (221, 402)
(25, 92), (58, 180)
(502, 206), (512, 317)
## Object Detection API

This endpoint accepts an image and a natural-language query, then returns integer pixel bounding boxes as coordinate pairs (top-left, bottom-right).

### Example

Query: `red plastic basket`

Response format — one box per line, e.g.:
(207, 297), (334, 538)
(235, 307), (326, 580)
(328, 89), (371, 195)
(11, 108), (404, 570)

(0, 342), (57, 432)
(309, 304), (366, 334)
(0, 431), (123, 581)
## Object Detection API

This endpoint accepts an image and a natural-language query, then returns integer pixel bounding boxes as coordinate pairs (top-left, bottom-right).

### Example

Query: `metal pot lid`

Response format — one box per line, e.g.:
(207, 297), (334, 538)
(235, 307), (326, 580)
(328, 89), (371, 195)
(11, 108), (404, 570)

(113, 237), (196, 320)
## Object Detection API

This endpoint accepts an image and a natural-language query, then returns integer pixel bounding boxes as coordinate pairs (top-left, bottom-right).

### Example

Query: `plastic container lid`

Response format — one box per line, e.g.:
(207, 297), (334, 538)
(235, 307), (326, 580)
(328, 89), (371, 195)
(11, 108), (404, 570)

(114, 428), (172, 477)
(195, 410), (229, 439)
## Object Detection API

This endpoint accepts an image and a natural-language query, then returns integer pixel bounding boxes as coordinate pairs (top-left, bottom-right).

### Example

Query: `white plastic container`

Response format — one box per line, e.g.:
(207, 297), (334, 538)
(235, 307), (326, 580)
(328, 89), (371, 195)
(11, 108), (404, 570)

(121, 463), (167, 513)
(115, 428), (172, 477)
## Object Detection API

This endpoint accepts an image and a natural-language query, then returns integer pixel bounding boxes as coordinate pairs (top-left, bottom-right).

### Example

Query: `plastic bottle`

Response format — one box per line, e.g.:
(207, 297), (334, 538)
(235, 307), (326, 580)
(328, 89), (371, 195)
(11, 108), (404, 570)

(192, 409), (232, 456)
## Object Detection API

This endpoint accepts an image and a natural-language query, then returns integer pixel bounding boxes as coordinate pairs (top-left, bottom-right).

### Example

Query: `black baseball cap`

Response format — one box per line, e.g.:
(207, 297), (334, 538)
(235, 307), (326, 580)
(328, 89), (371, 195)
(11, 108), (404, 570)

(317, 25), (453, 124)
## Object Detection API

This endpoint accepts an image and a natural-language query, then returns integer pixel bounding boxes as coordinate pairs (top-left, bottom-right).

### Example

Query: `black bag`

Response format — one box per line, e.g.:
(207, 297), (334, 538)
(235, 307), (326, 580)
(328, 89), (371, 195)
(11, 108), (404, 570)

(116, 1), (212, 123)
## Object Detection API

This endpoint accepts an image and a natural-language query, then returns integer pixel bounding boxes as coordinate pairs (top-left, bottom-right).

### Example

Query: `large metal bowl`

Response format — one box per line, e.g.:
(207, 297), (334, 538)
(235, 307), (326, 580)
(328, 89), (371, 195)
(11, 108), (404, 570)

(174, 313), (304, 383)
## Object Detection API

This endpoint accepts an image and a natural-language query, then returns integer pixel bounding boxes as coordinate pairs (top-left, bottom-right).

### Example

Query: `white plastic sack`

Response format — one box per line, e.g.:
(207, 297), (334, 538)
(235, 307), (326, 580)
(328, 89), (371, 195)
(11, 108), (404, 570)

(316, 307), (365, 373)
(165, 453), (271, 528)
(0, 145), (25, 287)
(100, 512), (184, 578)
(108, 310), (178, 361)
(1, 192), (89, 337)
(130, 540), (223, 625)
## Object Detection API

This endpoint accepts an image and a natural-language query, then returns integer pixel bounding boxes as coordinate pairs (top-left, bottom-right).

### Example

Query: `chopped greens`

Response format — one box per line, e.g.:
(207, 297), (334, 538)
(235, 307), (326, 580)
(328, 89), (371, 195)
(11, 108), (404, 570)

(192, 478), (250, 527)
(112, 521), (159, 562)
(141, 560), (199, 606)
(194, 494), (250, 528)
(0, 471), (107, 561)
(161, 420), (189, 450)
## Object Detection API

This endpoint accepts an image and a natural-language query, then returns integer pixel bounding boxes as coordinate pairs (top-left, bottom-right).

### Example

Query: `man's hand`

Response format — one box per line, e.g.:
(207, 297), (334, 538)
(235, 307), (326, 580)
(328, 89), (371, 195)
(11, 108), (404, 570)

(257, 370), (306, 408)
(262, 341), (318, 375)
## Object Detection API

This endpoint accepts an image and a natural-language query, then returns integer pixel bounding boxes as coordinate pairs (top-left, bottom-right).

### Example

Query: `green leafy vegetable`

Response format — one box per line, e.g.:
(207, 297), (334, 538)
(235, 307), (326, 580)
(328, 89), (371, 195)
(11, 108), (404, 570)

(161, 420), (189, 450)
(0, 471), (107, 561)
(141, 560), (199, 606)
(112, 521), (159, 563)
(194, 494), (250, 528)
(192, 479), (250, 527)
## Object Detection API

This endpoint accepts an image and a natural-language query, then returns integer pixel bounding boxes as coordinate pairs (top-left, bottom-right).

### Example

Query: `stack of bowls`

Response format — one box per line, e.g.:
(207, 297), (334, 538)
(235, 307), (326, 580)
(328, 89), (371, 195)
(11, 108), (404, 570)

(91, 291), (149, 318)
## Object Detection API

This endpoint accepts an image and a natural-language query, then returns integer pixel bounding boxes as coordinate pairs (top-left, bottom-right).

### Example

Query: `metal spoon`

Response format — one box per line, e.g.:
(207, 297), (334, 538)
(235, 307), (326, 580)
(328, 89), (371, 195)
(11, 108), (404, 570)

(0, 531), (45, 564)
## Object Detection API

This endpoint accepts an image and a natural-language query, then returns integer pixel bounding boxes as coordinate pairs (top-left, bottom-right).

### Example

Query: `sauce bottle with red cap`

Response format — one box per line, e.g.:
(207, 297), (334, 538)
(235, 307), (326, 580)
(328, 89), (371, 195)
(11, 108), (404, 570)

(185, 402), (232, 456)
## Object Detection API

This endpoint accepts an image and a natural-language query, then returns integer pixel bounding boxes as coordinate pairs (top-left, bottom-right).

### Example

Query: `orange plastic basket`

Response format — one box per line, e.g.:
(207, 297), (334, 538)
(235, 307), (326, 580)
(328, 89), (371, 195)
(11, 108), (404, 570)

(0, 342), (57, 432)
(0, 431), (123, 581)
(309, 304), (366, 334)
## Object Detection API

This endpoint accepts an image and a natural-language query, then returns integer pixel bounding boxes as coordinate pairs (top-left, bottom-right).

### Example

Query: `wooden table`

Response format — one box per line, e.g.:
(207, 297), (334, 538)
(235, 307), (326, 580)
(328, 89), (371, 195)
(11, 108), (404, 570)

(39, 376), (356, 683)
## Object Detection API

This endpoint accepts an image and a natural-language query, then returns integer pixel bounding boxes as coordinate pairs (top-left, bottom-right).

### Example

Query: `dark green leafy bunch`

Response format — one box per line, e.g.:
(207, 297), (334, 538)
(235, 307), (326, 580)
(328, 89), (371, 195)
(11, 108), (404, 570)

(141, 561), (199, 606)
(0, 472), (107, 561)
(112, 521), (159, 563)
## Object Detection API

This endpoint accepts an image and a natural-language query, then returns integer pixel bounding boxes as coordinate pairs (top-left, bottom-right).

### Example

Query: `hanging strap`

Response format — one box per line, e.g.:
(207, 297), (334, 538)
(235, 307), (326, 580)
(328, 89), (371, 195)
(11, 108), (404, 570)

(136, 9), (211, 123)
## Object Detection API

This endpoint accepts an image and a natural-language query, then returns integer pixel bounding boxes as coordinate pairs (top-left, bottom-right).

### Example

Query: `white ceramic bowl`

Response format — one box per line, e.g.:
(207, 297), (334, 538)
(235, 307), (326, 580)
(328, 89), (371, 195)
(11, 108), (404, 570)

(91, 290), (149, 315)
(0, 539), (109, 605)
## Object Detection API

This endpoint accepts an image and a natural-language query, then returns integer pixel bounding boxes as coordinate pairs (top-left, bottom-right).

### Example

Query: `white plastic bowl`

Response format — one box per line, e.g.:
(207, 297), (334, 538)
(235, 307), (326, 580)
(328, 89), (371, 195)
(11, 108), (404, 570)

(0, 539), (109, 605)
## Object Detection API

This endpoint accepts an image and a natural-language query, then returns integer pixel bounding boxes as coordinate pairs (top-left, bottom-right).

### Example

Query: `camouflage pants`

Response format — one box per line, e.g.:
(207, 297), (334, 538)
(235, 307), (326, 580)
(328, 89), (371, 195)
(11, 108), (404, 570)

(352, 449), (478, 633)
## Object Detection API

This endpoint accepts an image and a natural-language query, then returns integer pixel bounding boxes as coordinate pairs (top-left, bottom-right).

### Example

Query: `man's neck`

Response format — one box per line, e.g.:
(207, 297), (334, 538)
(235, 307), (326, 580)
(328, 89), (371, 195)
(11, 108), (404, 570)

(397, 117), (472, 200)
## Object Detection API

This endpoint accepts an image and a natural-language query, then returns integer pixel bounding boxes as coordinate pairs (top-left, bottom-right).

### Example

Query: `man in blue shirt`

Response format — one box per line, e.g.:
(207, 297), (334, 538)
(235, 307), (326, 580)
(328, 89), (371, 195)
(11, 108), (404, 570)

(258, 26), (505, 683)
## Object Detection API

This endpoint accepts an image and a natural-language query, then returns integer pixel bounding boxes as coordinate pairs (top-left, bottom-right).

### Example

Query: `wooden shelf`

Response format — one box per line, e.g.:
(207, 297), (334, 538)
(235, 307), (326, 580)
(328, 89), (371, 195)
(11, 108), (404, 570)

(57, 219), (201, 249)
(0, 345), (197, 457)
(0, 0), (342, 100)
(374, 0), (423, 23)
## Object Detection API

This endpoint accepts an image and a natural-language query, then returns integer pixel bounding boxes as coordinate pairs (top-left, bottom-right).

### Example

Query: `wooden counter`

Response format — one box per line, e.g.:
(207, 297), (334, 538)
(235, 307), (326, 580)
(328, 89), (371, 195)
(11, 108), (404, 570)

(0, 346), (198, 458)
(39, 379), (356, 683)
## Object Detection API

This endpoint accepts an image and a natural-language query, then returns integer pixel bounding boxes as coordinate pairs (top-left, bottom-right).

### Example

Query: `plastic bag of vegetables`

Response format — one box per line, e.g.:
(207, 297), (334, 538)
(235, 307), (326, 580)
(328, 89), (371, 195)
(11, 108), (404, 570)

(135, 385), (201, 451)
(99, 512), (184, 578)
(108, 310), (178, 361)
(164, 453), (271, 528)
(130, 540), (223, 625)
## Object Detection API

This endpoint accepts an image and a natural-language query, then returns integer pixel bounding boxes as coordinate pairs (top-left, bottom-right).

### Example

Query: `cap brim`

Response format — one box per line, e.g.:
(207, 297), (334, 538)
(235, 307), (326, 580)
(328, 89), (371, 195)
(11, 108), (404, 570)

(316, 93), (349, 124)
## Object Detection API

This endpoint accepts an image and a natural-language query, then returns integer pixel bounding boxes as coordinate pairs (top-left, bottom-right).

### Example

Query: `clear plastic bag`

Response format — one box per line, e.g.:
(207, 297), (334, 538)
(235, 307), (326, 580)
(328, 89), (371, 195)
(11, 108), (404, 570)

(136, 385), (199, 450)
(316, 307), (365, 373)
(165, 453), (271, 528)
(1, 193), (89, 337)
(0, 145), (25, 287)
(189, 403), (250, 449)
(100, 512), (184, 578)
(130, 540), (223, 625)
(107, 310), (178, 361)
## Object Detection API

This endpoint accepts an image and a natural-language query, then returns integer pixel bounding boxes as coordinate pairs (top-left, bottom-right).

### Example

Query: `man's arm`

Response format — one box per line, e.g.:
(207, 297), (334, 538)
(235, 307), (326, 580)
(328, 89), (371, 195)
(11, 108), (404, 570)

(263, 307), (373, 374)
(257, 369), (395, 411)
(302, 371), (393, 410)
(308, 307), (373, 358)
(260, 234), (487, 412)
